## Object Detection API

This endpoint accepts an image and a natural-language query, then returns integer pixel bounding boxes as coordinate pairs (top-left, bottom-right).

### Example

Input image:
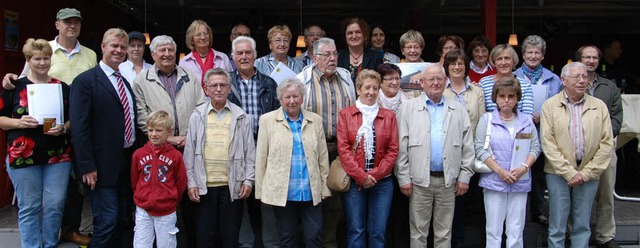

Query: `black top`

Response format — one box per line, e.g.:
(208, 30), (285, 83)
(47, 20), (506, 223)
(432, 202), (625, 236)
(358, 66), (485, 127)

(1, 77), (71, 169)
(337, 48), (383, 83)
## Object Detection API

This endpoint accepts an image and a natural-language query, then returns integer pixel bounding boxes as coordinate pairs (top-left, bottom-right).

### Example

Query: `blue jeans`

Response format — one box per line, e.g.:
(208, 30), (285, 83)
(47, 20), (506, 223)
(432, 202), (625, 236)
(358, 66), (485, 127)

(90, 187), (119, 247)
(6, 161), (71, 248)
(546, 173), (599, 248)
(341, 177), (393, 248)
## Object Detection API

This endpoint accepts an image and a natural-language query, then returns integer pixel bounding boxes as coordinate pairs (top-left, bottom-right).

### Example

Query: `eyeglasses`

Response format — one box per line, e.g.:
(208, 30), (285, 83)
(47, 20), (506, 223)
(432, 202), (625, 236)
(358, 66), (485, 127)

(383, 77), (401, 82)
(317, 52), (339, 58)
(195, 32), (209, 38)
(581, 56), (599, 61)
(206, 83), (229, 89)
(307, 33), (323, 38)
(403, 46), (422, 51)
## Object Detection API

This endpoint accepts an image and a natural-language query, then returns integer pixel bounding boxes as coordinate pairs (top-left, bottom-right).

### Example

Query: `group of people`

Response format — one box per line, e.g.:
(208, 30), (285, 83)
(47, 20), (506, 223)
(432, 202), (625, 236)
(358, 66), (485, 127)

(1, 7), (624, 248)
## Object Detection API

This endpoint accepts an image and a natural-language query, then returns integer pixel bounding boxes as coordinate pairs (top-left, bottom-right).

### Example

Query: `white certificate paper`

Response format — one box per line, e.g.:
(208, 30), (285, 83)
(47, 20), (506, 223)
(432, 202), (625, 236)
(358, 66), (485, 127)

(269, 62), (297, 85)
(511, 137), (532, 180)
(26, 84), (64, 125)
(532, 84), (549, 115)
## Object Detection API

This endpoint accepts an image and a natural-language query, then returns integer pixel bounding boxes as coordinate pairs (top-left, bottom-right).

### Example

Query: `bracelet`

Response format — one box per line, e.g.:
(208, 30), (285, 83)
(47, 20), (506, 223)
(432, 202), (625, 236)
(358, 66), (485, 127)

(521, 163), (530, 170)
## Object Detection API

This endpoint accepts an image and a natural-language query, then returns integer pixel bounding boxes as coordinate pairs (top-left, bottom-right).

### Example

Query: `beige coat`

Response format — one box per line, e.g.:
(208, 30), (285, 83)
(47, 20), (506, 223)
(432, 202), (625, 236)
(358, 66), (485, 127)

(395, 93), (475, 188)
(255, 108), (331, 207)
(133, 64), (206, 135)
(443, 82), (486, 130)
(541, 91), (613, 182)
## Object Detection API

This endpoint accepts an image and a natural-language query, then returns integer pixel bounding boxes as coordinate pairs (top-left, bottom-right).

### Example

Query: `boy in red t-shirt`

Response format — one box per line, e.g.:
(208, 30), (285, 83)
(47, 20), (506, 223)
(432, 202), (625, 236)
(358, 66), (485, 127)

(131, 110), (187, 248)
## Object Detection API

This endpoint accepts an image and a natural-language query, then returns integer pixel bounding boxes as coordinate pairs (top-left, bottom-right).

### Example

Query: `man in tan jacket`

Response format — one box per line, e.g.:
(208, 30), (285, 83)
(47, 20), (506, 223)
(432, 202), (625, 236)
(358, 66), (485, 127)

(541, 62), (613, 248)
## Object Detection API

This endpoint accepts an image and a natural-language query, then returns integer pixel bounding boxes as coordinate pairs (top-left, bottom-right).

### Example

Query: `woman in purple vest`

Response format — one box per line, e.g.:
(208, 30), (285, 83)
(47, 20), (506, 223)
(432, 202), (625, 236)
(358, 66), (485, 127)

(474, 77), (540, 248)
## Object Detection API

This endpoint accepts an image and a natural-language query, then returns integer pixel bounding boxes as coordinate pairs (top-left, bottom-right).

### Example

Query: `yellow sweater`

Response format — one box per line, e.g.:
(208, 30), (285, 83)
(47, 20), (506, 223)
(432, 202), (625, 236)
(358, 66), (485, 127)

(204, 111), (232, 187)
(47, 40), (97, 84)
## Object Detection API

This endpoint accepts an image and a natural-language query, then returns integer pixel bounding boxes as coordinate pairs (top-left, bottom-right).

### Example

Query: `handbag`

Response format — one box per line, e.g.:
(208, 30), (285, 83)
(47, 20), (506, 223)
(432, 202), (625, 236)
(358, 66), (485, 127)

(473, 114), (494, 173)
(327, 138), (359, 192)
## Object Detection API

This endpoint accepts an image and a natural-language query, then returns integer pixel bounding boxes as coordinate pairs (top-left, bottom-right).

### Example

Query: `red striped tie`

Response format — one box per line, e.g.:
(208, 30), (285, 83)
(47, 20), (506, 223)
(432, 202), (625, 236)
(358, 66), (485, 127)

(114, 71), (134, 144)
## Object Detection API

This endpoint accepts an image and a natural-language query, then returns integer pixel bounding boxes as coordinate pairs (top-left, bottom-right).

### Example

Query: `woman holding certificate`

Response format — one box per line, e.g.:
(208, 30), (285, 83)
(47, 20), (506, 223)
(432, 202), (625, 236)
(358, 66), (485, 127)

(0, 38), (71, 248)
(473, 77), (540, 248)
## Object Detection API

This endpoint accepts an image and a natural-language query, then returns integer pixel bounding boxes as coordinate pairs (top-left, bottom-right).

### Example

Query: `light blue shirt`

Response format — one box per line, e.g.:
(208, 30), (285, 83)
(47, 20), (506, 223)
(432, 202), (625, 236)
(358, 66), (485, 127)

(284, 110), (312, 202)
(254, 53), (303, 76)
(426, 95), (445, 171)
(99, 61), (136, 148)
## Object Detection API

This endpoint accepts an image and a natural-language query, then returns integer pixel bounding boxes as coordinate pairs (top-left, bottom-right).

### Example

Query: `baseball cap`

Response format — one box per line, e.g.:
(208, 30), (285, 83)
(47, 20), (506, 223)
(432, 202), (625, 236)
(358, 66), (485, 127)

(56, 8), (82, 21)
(128, 31), (146, 42)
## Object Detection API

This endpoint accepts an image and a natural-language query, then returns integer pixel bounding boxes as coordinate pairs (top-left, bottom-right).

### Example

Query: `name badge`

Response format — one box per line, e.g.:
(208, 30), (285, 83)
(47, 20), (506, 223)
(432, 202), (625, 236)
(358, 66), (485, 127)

(516, 132), (532, 139)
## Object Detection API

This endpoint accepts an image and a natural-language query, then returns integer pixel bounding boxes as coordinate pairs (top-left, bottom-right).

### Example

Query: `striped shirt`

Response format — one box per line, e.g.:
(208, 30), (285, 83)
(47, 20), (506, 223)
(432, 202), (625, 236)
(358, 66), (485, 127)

(364, 127), (377, 172)
(254, 53), (303, 76)
(306, 68), (352, 140)
(284, 110), (312, 202)
(235, 71), (261, 135)
(479, 75), (534, 116)
(565, 92), (586, 161)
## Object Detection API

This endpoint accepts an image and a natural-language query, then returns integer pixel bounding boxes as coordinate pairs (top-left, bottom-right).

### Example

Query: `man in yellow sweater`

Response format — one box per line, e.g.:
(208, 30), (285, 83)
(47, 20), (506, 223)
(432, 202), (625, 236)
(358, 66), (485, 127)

(2, 7), (97, 246)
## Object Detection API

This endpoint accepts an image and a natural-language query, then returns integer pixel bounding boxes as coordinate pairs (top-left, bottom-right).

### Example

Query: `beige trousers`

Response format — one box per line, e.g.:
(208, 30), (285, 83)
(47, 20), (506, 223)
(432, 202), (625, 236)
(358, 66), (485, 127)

(409, 176), (455, 248)
(593, 148), (618, 243)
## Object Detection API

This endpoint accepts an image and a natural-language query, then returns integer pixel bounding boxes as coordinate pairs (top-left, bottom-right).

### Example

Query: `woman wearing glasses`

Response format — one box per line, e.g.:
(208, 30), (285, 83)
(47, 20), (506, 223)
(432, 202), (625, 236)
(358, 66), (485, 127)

(467, 36), (496, 85)
(254, 25), (303, 76)
(179, 20), (233, 92)
(399, 30), (425, 63)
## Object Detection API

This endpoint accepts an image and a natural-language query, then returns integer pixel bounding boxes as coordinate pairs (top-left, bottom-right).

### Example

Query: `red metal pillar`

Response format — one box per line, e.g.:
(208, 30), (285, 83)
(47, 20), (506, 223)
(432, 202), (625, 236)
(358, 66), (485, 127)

(482, 0), (497, 45)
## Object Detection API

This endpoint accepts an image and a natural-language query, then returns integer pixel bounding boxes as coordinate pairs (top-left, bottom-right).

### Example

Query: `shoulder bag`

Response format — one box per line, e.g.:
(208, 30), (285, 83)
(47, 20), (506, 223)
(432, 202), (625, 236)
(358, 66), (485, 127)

(327, 138), (359, 192)
(473, 114), (494, 173)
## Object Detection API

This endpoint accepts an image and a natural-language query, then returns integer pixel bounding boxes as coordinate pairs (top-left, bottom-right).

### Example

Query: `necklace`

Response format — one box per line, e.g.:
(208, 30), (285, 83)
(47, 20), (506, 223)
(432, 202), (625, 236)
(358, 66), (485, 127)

(500, 114), (515, 121)
(350, 50), (363, 64)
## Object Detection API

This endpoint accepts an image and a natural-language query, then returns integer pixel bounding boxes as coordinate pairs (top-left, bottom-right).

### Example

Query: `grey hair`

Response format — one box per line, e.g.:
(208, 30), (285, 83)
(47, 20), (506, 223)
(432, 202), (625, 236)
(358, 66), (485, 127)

(420, 62), (446, 78)
(204, 67), (231, 85)
(304, 25), (326, 37)
(276, 78), (306, 101)
(521, 35), (547, 55)
(561, 62), (587, 78)
(231, 36), (257, 60)
(149, 35), (177, 53)
(313, 37), (335, 55)
(489, 44), (519, 70)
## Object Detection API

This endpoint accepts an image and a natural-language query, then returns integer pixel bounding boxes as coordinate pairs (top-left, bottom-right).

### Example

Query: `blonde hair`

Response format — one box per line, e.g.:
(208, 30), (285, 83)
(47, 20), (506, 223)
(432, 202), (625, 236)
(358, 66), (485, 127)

(399, 30), (425, 49)
(356, 69), (381, 90)
(147, 110), (174, 131)
(185, 20), (213, 51)
(101, 28), (128, 45)
(23, 38), (52, 60)
(267, 25), (292, 41)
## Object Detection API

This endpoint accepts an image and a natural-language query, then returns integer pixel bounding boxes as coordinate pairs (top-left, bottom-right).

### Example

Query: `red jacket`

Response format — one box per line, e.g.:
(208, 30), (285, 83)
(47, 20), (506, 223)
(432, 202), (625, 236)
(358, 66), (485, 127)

(131, 142), (187, 216)
(337, 105), (399, 184)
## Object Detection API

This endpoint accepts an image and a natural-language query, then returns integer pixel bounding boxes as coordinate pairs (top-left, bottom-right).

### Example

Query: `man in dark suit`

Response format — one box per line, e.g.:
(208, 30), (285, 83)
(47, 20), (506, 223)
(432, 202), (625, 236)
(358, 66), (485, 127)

(70, 28), (136, 248)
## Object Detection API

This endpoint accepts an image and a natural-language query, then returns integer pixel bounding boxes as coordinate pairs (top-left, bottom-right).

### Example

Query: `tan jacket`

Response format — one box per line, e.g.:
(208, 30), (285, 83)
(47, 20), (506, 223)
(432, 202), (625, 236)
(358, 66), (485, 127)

(395, 93), (475, 188)
(443, 83), (486, 130)
(133, 65), (206, 135)
(255, 108), (331, 207)
(541, 91), (613, 182)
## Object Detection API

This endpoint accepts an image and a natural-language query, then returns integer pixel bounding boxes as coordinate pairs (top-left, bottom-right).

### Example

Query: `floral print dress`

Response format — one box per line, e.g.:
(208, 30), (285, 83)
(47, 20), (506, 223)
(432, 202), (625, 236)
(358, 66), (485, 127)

(0, 77), (71, 169)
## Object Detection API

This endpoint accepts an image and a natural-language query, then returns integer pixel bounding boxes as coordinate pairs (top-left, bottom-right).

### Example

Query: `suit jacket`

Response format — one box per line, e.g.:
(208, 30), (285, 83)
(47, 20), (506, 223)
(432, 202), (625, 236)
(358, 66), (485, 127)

(70, 64), (138, 187)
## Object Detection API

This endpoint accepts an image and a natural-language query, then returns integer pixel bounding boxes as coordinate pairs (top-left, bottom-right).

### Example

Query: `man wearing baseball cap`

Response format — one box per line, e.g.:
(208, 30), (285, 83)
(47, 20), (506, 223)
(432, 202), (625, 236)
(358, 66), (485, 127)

(1, 7), (97, 246)
(118, 31), (152, 87)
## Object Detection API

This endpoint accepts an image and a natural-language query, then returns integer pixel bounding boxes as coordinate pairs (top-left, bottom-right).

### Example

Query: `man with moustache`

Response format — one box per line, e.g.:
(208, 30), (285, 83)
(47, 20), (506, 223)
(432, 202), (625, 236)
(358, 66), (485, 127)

(227, 35), (281, 248)
(395, 63), (474, 248)
(70, 28), (136, 247)
(577, 45), (623, 248)
(295, 25), (326, 67)
(297, 37), (356, 248)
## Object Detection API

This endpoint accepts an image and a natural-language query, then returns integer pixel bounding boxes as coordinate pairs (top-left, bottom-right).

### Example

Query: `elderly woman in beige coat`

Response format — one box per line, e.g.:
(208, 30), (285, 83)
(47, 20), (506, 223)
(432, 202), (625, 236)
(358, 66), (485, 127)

(255, 78), (330, 248)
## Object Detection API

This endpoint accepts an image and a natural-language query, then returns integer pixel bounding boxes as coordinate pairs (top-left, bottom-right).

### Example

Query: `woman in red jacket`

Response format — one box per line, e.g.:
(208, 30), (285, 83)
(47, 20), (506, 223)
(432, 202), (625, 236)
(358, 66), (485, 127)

(337, 69), (399, 248)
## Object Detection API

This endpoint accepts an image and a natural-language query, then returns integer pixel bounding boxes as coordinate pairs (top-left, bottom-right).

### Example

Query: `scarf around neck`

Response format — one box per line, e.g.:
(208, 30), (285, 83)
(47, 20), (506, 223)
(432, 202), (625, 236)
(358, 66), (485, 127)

(520, 63), (543, 84)
(377, 89), (407, 112)
(355, 99), (379, 161)
(194, 48), (215, 92)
